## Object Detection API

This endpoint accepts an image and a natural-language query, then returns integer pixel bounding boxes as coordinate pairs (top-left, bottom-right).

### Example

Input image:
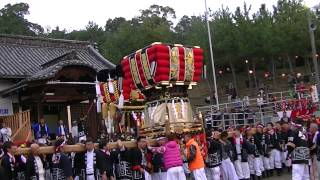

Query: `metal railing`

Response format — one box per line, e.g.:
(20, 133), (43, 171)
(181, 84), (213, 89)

(197, 88), (312, 112)
(197, 88), (316, 130)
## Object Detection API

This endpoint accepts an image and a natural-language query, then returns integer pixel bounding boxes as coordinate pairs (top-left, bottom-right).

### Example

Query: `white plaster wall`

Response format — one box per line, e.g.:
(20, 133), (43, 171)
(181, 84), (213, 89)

(0, 80), (18, 103)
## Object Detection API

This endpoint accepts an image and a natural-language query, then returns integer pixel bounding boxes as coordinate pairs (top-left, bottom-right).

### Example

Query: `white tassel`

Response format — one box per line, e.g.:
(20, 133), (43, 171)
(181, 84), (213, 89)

(130, 128), (135, 134)
(118, 77), (123, 91)
(95, 78), (101, 95)
(150, 61), (156, 76)
(104, 118), (108, 129)
(96, 98), (101, 113)
(172, 99), (178, 119)
(107, 118), (112, 134)
(132, 111), (137, 120)
(108, 74), (114, 94)
(180, 98), (185, 118)
(150, 102), (158, 122)
(95, 84), (101, 95)
(120, 113), (125, 125)
(118, 90), (124, 109)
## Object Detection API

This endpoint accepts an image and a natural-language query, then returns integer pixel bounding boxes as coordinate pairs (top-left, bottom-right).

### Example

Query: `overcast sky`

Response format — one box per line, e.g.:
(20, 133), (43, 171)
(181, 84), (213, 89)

(1, 0), (319, 31)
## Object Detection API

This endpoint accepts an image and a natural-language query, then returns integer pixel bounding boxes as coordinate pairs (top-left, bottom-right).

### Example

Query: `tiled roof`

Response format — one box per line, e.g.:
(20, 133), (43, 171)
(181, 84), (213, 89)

(0, 34), (115, 78)
(28, 59), (98, 81)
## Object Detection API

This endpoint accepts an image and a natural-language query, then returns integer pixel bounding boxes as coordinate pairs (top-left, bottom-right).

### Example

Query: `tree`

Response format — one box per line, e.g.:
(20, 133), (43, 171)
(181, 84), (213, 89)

(0, 3), (43, 35)
(273, 0), (309, 76)
(253, 4), (278, 85)
(46, 26), (67, 39)
(100, 5), (176, 63)
(105, 17), (126, 33)
(212, 7), (239, 92)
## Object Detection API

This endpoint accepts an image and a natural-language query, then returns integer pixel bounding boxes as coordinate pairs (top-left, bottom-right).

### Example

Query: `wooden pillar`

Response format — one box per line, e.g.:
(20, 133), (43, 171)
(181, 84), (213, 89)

(88, 99), (98, 139)
(18, 92), (23, 127)
(37, 102), (43, 121)
(67, 105), (72, 133)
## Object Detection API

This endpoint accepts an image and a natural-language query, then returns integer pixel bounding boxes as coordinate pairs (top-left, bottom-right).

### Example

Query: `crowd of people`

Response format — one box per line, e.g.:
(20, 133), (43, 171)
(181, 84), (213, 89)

(0, 116), (319, 180)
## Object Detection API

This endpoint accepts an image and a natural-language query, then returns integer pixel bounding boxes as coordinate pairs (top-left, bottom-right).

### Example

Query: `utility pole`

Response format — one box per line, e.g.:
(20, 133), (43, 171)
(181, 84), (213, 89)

(204, 0), (219, 110)
(308, 9), (319, 86)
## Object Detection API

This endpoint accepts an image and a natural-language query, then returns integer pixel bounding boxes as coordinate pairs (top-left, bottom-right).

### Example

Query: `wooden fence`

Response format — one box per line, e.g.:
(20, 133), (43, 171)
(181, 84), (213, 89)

(3, 110), (32, 142)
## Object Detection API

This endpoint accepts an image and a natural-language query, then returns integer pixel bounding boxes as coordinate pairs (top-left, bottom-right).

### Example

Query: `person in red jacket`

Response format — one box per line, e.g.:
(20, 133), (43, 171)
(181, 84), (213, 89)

(184, 133), (207, 180)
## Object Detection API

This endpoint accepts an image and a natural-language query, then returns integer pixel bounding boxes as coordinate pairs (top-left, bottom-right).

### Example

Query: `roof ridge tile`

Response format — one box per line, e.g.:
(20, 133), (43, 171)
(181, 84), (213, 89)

(0, 34), (91, 49)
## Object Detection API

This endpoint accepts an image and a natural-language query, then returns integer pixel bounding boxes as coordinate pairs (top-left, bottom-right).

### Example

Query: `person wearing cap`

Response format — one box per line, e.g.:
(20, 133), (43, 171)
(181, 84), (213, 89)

(255, 124), (271, 177)
(232, 128), (251, 180)
(205, 130), (222, 180)
(266, 122), (282, 176)
(184, 133), (207, 180)
(287, 120), (310, 180)
(150, 136), (167, 180)
(74, 137), (106, 180)
(245, 127), (262, 180)
(51, 138), (73, 180)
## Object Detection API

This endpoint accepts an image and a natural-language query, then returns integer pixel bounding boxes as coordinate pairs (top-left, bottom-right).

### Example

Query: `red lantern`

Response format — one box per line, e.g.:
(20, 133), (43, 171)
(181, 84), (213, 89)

(121, 43), (204, 91)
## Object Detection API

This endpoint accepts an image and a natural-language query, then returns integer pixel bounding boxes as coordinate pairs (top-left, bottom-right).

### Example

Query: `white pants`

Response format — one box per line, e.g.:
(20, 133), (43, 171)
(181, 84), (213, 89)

(281, 150), (291, 167)
(263, 156), (271, 170)
(292, 164), (310, 180)
(183, 162), (190, 174)
(317, 161), (320, 180)
(258, 156), (265, 172)
(152, 172), (167, 180)
(270, 149), (282, 169)
(166, 166), (186, 180)
(248, 155), (262, 176)
(310, 156), (318, 180)
(206, 167), (220, 180)
(234, 156), (250, 179)
(86, 175), (94, 180)
(221, 158), (239, 180)
(144, 171), (152, 180)
(192, 167), (207, 180)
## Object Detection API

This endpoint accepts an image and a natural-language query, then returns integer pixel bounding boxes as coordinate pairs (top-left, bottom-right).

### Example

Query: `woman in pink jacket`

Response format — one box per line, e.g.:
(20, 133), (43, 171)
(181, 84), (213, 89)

(149, 134), (186, 180)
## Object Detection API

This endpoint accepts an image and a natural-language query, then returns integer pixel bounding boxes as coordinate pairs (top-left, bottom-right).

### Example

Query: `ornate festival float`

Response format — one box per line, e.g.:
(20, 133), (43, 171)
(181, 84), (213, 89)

(119, 42), (204, 137)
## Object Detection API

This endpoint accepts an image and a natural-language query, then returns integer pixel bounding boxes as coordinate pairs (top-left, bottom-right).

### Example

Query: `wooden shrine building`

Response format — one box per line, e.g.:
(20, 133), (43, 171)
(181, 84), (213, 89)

(0, 34), (115, 141)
